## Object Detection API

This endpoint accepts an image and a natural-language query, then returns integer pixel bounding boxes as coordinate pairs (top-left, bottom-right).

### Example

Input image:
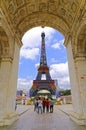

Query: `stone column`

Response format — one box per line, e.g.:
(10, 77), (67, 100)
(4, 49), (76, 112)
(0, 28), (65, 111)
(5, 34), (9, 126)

(0, 8), (22, 125)
(66, 40), (86, 125)
(0, 41), (20, 126)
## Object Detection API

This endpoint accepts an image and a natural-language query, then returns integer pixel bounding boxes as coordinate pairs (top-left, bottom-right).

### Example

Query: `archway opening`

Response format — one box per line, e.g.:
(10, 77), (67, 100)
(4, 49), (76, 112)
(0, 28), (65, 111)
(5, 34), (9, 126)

(17, 26), (71, 105)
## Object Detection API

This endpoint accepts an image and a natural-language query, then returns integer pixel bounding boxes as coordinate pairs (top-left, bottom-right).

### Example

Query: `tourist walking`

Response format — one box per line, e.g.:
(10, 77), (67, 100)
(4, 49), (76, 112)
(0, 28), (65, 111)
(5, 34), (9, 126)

(38, 99), (42, 114)
(33, 99), (38, 112)
(46, 98), (50, 113)
(50, 99), (54, 113)
(42, 98), (46, 113)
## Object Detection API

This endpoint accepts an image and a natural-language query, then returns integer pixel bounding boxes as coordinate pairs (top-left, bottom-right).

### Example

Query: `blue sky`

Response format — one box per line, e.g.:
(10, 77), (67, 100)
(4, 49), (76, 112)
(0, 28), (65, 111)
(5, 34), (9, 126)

(17, 27), (70, 91)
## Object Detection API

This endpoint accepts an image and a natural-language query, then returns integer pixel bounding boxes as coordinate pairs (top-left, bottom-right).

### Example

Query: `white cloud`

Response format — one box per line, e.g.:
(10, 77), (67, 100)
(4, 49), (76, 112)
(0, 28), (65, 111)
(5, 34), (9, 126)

(35, 63), (39, 68)
(20, 47), (39, 60)
(17, 78), (33, 91)
(20, 27), (55, 60)
(51, 58), (58, 63)
(51, 39), (64, 49)
(22, 26), (55, 48)
(50, 62), (70, 89)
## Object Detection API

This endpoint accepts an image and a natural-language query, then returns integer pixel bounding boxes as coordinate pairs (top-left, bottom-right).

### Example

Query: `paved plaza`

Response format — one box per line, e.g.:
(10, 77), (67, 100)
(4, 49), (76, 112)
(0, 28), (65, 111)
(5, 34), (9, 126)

(0, 105), (86, 130)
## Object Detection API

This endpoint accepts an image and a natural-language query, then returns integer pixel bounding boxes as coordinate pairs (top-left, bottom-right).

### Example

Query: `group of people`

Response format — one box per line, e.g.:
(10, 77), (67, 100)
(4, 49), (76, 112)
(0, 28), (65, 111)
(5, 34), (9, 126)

(34, 97), (54, 114)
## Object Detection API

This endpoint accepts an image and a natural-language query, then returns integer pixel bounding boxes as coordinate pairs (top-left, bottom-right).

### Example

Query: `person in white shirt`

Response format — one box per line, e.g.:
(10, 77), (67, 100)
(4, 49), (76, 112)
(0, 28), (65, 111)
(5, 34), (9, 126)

(38, 99), (42, 114)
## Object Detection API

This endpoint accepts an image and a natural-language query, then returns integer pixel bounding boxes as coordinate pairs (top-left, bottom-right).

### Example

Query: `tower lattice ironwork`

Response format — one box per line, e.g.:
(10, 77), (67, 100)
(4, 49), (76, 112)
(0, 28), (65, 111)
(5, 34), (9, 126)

(29, 32), (56, 97)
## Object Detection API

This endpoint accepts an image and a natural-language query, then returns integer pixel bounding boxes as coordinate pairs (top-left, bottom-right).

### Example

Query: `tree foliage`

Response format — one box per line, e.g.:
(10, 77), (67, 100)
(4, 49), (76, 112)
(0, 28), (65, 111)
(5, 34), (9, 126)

(59, 89), (71, 96)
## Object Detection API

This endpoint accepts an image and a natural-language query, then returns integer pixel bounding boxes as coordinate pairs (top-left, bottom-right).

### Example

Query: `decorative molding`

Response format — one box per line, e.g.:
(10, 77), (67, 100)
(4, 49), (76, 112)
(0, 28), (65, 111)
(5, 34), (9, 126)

(64, 33), (71, 47)
(0, 0), (82, 39)
(0, 57), (13, 63)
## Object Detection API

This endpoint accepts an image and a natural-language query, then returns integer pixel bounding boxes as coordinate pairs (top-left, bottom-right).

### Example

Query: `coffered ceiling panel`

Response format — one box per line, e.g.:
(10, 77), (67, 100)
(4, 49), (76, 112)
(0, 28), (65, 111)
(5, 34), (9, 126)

(1, 0), (85, 39)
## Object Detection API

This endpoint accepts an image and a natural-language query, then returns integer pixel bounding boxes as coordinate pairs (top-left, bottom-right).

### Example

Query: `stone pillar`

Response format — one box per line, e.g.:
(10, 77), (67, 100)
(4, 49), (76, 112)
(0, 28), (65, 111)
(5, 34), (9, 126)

(0, 8), (22, 126)
(0, 41), (20, 126)
(66, 40), (86, 125)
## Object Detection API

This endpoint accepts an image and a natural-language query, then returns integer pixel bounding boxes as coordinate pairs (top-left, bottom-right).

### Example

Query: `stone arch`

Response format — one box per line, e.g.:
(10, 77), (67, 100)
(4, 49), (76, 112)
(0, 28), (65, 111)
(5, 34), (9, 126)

(0, 0), (86, 126)
(18, 13), (70, 39)
(77, 26), (86, 55)
(67, 19), (86, 125)
(72, 19), (86, 59)
(0, 27), (9, 58)
(76, 25), (86, 58)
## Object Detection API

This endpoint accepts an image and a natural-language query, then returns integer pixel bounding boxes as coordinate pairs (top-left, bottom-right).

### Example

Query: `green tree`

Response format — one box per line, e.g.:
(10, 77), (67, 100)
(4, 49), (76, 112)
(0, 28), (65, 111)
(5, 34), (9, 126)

(59, 89), (71, 96)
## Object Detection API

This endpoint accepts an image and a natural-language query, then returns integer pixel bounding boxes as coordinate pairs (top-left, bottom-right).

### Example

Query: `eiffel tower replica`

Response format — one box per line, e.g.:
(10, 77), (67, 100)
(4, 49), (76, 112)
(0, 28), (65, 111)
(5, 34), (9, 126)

(29, 32), (56, 97)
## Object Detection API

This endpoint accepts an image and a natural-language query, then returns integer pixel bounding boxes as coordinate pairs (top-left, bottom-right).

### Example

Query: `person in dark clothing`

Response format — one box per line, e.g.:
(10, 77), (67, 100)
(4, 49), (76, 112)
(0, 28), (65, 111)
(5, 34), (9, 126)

(45, 99), (50, 113)
(42, 98), (46, 113)
(37, 99), (42, 114)
(15, 100), (17, 110)
(34, 99), (38, 112)
(50, 99), (54, 113)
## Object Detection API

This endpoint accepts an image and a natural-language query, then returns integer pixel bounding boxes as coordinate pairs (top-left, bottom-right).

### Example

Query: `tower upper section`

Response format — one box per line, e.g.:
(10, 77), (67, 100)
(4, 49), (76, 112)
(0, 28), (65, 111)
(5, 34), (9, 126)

(40, 32), (47, 66)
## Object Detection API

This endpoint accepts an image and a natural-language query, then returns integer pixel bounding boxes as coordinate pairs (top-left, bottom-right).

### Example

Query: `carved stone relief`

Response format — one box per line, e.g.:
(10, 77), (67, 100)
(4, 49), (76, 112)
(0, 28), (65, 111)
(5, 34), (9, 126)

(27, 4), (36, 14)
(19, 8), (26, 16)
(39, 3), (47, 12)
(71, 2), (77, 12)
(48, 2), (57, 12)
(0, 27), (9, 57)
(48, 0), (59, 14)
(60, 8), (66, 16)
(77, 26), (86, 54)
(29, 4), (36, 12)
(0, 9), (3, 17)
(8, 3), (15, 14)
(16, 0), (24, 6)
(1, 0), (84, 42)
(60, 0), (69, 4)
(13, 7), (26, 27)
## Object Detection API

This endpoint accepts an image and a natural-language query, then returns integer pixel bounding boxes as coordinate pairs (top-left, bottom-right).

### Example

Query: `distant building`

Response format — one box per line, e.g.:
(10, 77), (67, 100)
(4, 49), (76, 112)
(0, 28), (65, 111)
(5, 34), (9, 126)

(16, 90), (27, 104)
(16, 90), (23, 96)
(60, 95), (72, 104)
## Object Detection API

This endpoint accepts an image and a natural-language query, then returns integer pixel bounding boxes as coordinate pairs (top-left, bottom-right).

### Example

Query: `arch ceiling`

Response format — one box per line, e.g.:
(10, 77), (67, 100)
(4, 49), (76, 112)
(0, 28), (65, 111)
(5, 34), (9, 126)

(0, 0), (85, 40)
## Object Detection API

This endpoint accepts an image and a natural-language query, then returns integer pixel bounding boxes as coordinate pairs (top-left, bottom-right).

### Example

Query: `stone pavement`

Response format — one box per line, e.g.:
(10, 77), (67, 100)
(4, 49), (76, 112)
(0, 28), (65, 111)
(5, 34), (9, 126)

(57, 104), (73, 115)
(16, 105), (30, 116)
(16, 104), (73, 116)
(0, 104), (86, 130)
